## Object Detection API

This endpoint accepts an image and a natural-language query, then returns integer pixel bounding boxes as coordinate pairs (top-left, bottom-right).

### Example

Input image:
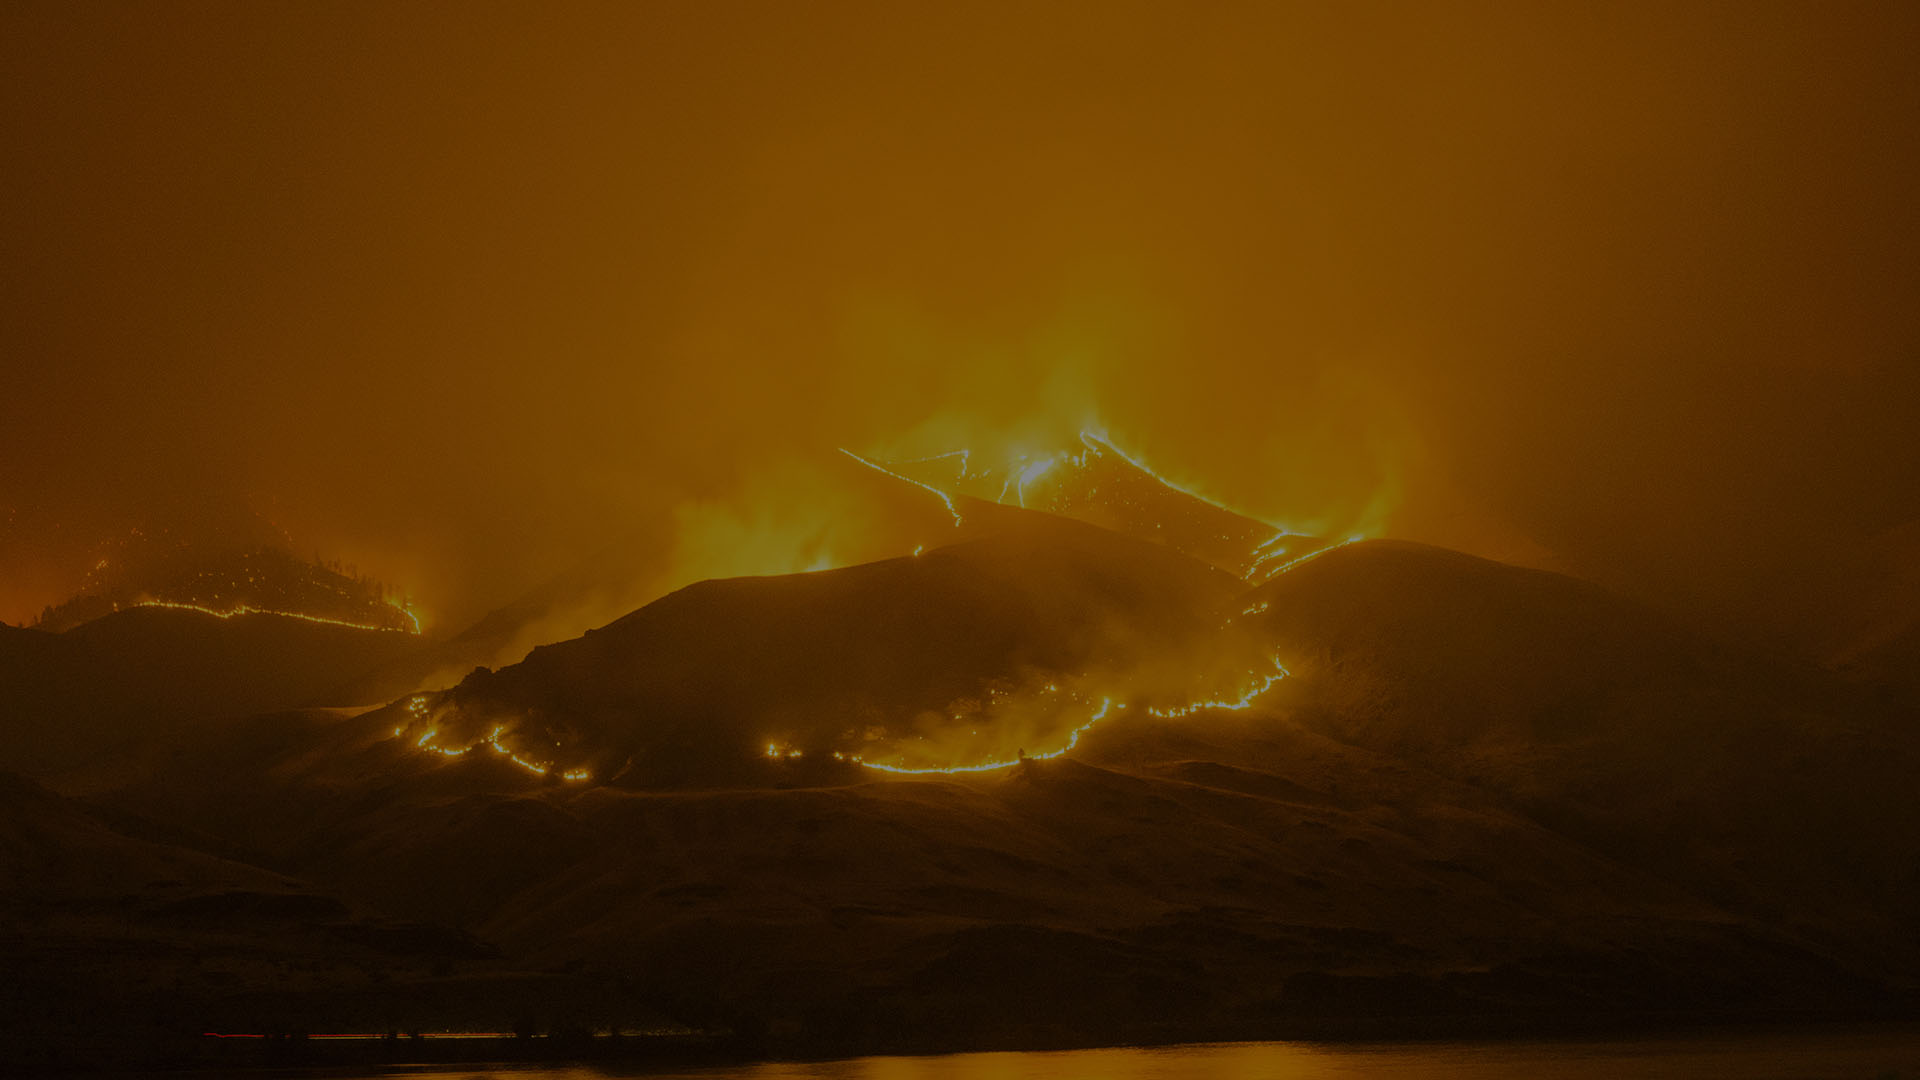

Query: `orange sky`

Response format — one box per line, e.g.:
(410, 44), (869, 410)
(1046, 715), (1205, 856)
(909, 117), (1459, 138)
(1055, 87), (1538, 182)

(4, 1), (1917, 630)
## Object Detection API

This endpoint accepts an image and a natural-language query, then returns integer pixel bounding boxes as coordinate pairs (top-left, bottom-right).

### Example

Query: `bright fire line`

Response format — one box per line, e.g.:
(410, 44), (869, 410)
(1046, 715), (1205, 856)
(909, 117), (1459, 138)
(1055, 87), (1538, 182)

(1254, 535), (1366, 581)
(838, 447), (965, 526)
(850, 654), (1290, 776)
(870, 430), (1355, 570)
(397, 699), (590, 782)
(126, 599), (420, 634)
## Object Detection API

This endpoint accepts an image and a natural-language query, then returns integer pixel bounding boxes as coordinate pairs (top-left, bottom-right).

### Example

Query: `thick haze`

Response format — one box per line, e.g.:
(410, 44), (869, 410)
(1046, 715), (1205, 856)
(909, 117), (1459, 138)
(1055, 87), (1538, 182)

(4, 1), (1917, 633)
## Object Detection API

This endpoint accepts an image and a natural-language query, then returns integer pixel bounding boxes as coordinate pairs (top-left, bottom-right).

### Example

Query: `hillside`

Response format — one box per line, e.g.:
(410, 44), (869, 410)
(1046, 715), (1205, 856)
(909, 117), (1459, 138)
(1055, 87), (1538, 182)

(886, 433), (1338, 579)
(1240, 540), (1920, 964)
(33, 544), (414, 635)
(70, 534), (1920, 1055)
(0, 769), (613, 1072)
(331, 455), (1057, 703)
(0, 608), (423, 776)
(393, 516), (1245, 785)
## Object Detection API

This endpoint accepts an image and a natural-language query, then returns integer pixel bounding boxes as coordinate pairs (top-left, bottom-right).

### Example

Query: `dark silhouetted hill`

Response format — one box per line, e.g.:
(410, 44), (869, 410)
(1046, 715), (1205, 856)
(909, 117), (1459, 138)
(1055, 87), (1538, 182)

(0, 608), (422, 776)
(34, 544), (414, 634)
(1240, 540), (1920, 968)
(0, 769), (620, 1072)
(390, 515), (1243, 785)
(76, 534), (1920, 1057)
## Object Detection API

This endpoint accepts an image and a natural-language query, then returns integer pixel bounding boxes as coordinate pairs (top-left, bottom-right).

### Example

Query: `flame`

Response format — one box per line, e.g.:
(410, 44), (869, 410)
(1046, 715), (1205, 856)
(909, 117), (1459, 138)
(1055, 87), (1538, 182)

(863, 429), (1370, 577)
(894, 448), (971, 474)
(388, 598), (422, 633)
(1014, 455), (1059, 507)
(854, 696), (1116, 775)
(837, 447), (964, 526)
(368, 435), (1358, 789)
(1075, 431), (1258, 519)
(1253, 535), (1366, 581)
(846, 653), (1290, 776)
(1142, 655), (1290, 718)
(124, 598), (420, 634)
(1245, 529), (1305, 578)
(396, 700), (589, 781)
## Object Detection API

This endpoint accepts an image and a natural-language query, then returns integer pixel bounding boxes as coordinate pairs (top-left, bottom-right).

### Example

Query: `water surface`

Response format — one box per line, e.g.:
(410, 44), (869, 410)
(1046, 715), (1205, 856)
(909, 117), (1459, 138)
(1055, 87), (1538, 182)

(271, 1025), (1920, 1080)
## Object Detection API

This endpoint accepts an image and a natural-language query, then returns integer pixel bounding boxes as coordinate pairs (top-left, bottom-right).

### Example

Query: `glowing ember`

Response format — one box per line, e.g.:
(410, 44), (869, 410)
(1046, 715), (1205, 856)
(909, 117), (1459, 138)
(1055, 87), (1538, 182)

(1142, 655), (1290, 719)
(396, 700), (589, 781)
(837, 447), (965, 526)
(1014, 455), (1059, 507)
(855, 696), (1116, 775)
(124, 598), (421, 634)
(1253, 535), (1367, 581)
(847, 654), (1291, 775)
(861, 429), (1367, 579)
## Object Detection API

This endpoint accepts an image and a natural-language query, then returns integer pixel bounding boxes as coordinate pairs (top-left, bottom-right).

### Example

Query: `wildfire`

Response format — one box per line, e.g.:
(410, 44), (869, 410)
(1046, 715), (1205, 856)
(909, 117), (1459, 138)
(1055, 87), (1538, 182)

(1074, 431), (1223, 511)
(837, 447), (965, 526)
(856, 429), (1369, 580)
(1014, 455), (1059, 507)
(1141, 654), (1290, 718)
(842, 653), (1290, 776)
(1252, 535), (1366, 581)
(854, 696), (1115, 775)
(367, 433), (1358, 789)
(125, 598), (420, 634)
(395, 698), (589, 781)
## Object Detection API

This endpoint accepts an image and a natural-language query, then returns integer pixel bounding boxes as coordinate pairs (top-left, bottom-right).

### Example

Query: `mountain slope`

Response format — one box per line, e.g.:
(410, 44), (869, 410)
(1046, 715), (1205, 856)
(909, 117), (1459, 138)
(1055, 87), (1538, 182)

(0, 609), (422, 776)
(1240, 540), (1920, 964)
(402, 516), (1245, 784)
(0, 770), (559, 1070)
(886, 433), (1339, 579)
(71, 534), (1920, 1054)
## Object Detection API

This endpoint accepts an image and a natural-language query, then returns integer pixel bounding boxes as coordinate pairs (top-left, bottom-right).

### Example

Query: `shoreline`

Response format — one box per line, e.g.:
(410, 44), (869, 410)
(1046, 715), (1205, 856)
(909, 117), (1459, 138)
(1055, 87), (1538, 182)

(34, 1003), (1920, 1076)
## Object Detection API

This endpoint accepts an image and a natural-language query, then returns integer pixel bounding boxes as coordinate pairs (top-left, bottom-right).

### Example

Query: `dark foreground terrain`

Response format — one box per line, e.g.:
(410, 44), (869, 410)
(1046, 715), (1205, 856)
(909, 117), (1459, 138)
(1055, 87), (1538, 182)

(4, 518), (1918, 1072)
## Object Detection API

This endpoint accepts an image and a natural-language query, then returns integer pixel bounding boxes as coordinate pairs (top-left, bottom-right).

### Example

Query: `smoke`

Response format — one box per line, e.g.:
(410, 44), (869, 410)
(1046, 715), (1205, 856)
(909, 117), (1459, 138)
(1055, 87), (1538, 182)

(4, 2), (1917, 638)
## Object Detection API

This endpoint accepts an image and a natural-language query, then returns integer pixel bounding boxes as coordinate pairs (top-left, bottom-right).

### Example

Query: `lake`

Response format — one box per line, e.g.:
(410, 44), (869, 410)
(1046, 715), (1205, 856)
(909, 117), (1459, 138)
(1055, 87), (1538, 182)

(237, 1025), (1920, 1079)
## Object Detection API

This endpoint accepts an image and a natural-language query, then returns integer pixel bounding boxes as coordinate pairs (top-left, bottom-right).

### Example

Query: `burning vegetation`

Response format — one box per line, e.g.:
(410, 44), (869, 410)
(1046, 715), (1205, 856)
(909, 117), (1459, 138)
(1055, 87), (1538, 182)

(34, 544), (419, 635)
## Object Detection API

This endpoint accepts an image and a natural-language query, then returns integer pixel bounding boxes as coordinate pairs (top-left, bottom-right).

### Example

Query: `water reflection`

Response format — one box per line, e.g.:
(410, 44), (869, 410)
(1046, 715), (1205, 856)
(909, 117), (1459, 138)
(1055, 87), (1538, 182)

(271, 1027), (1920, 1080)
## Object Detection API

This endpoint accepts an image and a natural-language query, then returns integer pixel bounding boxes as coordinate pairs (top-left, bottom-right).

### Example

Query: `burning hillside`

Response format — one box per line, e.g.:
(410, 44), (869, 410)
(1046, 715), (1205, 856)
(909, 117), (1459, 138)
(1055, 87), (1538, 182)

(867, 430), (1355, 579)
(34, 544), (418, 635)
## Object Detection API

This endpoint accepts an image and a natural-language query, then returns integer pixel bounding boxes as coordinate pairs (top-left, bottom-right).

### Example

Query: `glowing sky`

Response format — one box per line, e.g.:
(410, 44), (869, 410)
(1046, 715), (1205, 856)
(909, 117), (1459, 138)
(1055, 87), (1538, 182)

(4, 2), (1917, 631)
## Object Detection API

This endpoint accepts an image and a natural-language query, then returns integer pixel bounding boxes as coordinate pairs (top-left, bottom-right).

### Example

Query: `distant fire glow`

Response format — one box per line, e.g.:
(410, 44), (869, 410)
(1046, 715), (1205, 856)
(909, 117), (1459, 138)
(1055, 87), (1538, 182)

(844, 653), (1292, 775)
(837, 446), (966, 526)
(124, 598), (421, 634)
(855, 429), (1368, 581)
(396, 697), (589, 781)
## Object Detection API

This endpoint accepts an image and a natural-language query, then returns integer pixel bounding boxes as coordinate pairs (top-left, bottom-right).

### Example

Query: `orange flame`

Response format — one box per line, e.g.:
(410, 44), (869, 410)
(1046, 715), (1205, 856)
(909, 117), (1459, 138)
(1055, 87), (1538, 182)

(396, 699), (589, 781)
(846, 653), (1291, 776)
(126, 598), (421, 634)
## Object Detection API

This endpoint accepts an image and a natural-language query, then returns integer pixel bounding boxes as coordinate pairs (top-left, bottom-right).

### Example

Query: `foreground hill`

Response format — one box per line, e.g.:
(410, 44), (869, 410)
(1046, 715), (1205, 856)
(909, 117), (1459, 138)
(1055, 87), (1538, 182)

(67, 532), (1919, 1059)
(1239, 540), (1920, 969)
(85, 703), (1904, 1055)
(0, 609), (423, 776)
(395, 516), (1245, 784)
(1787, 519), (1920, 701)
(333, 453), (1057, 703)
(0, 769), (645, 1072)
